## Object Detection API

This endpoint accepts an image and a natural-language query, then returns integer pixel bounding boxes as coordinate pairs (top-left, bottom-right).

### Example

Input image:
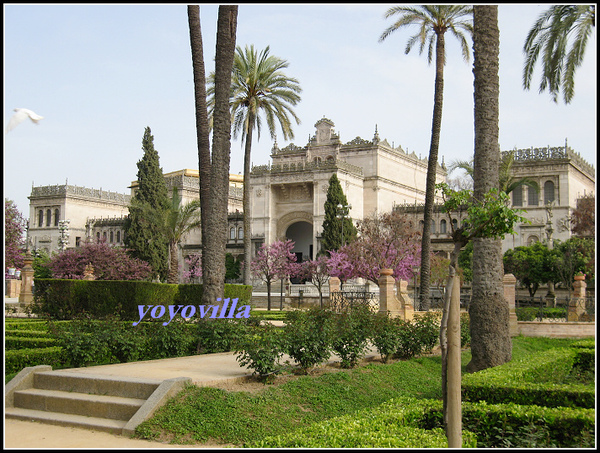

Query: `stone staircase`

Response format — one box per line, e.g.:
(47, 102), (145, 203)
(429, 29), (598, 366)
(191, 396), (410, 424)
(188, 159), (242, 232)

(5, 365), (190, 436)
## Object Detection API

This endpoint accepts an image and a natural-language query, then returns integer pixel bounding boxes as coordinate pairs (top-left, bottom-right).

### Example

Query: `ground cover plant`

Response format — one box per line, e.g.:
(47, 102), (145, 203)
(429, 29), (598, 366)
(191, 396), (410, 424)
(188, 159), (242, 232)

(134, 336), (593, 447)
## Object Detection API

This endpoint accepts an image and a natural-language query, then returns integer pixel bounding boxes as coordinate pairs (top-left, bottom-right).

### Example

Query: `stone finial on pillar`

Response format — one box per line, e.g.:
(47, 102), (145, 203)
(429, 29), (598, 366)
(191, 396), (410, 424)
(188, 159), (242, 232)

(329, 276), (340, 294)
(18, 250), (35, 305)
(503, 273), (518, 336)
(568, 274), (587, 321)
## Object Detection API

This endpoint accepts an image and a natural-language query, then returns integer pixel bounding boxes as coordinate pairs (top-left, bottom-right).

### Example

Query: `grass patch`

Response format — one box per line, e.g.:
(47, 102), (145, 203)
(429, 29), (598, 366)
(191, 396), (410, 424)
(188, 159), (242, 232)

(135, 336), (585, 446)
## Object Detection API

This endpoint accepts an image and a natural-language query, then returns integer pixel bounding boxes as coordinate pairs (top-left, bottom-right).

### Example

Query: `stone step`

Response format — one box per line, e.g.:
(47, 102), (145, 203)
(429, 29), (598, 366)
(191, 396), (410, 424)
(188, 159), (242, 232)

(5, 407), (127, 434)
(33, 371), (161, 399)
(13, 388), (145, 421)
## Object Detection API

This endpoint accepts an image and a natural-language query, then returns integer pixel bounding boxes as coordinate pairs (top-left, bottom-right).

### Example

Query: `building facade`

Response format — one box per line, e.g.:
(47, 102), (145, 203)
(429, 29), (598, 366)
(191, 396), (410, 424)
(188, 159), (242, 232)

(249, 118), (447, 260)
(25, 119), (594, 281)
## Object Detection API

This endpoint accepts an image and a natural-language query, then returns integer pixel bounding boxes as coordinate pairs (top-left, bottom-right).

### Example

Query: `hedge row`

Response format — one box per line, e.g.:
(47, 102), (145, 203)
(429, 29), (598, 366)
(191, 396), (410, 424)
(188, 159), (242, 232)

(246, 397), (478, 448)
(32, 279), (252, 320)
(5, 336), (57, 349)
(5, 347), (64, 374)
(516, 306), (567, 321)
(5, 329), (49, 338)
(247, 396), (595, 448)
(462, 346), (594, 408)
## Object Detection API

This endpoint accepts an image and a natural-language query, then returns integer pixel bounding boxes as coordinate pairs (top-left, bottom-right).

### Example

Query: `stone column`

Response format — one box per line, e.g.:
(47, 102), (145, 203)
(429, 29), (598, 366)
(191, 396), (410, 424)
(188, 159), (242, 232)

(396, 279), (414, 321)
(568, 274), (586, 322)
(503, 274), (518, 336)
(378, 269), (405, 319)
(18, 250), (35, 305)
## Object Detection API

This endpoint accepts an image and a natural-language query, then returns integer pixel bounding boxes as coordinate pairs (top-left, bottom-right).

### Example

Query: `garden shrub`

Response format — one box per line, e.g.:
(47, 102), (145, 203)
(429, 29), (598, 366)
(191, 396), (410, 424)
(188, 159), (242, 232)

(195, 317), (249, 354)
(141, 319), (197, 359)
(5, 347), (64, 375)
(462, 347), (594, 408)
(412, 311), (439, 354)
(283, 308), (335, 373)
(370, 313), (402, 363)
(4, 329), (49, 338)
(5, 336), (57, 349)
(236, 324), (284, 382)
(330, 306), (373, 368)
(246, 396), (477, 448)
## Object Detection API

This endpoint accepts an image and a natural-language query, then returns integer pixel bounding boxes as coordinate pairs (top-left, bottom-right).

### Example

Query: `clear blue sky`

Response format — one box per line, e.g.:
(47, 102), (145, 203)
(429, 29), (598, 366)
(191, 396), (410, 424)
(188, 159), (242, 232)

(4, 4), (596, 216)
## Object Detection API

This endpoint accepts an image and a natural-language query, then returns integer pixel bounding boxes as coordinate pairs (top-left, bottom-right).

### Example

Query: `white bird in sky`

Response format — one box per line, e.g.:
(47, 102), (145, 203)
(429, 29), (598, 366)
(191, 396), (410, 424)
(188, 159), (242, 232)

(5, 108), (44, 133)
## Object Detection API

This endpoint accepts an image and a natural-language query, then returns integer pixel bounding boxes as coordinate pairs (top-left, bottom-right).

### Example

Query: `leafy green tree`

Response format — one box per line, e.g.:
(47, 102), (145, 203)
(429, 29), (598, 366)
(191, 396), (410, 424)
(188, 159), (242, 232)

(553, 237), (595, 291)
(379, 5), (473, 311)
(503, 242), (558, 297)
(124, 127), (170, 281)
(208, 44), (302, 285)
(163, 187), (202, 284)
(523, 5), (595, 104)
(320, 174), (357, 253)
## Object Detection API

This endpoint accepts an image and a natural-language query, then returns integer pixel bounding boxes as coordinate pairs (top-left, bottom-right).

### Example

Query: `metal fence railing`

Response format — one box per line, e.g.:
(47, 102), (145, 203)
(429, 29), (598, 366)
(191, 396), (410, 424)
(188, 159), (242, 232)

(329, 291), (378, 313)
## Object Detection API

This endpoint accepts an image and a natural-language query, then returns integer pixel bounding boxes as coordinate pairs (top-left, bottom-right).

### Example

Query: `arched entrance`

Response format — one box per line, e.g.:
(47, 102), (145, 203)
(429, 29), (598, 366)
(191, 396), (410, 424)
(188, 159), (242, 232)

(286, 221), (313, 263)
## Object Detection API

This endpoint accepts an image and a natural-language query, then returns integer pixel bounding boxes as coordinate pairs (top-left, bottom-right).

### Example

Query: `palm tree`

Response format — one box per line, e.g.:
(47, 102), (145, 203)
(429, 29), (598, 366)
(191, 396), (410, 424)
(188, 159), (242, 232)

(469, 5), (512, 374)
(448, 150), (539, 196)
(379, 5), (473, 311)
(208, 45), (302, 285)
(164, 187), (202, 284)
(523, 5), (595, 104)
(188, 5), (238, 303)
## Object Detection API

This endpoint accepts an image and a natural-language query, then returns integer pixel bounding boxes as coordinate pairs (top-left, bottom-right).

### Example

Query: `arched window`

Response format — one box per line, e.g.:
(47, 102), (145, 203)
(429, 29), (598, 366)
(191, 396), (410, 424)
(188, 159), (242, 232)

(46, 209), (51, 227)
(527, 235), (539, 246)
(238, 227), (244, 239)
(117, 231), (121, 243)
(230, 227), (236, 240)
(431, 219), (436, 234)
(103, 232), (107, 241)
(528, 185), (539, 206)
(512, 186), (523, 206)
(97, 232), (101, 242)
(544, 181), (555, 204)
(54, 209), (60, 227)
(110, 231), (114, 243)
(38, 210), (44, 227)
(452, 218), (458, 230)
(440, 219), (447, 234)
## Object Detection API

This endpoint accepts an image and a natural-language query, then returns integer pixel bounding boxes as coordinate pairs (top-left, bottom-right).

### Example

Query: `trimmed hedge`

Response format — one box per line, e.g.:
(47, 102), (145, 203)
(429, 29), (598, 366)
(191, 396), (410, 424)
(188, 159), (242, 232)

(5, 336), (57, 349)
(246, 397), (478, 448)
(462, 347), (594, 408)
(32, 279), (252, 320)
(5, 347), (64, 374)
(5, 329), (49, 338)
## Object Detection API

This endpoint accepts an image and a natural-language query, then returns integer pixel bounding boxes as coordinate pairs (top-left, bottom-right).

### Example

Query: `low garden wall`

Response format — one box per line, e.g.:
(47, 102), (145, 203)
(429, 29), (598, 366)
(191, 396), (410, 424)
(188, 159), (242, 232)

(516, 321), (595, 338)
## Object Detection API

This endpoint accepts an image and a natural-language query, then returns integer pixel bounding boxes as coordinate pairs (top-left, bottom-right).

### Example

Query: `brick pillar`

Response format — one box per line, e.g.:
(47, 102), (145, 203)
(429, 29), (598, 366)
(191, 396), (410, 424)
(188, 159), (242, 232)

(503, 274), (518, 337)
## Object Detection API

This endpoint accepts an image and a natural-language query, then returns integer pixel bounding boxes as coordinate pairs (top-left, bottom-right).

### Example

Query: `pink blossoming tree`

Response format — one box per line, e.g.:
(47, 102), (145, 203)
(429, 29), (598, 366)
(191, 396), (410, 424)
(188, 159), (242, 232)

(251, 239), (300, 310)
(298, 255), (331, 307)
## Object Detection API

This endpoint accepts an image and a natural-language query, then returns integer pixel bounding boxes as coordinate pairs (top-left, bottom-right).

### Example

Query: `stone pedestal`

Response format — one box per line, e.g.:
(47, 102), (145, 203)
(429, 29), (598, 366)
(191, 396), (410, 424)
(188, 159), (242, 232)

(18, 251), (35, 305)
(378, 269), (412, 320)
(6, 279), (22, 298)
(503, 274), (519, 337)
(568, 275), (586, 322)
(328, 276), (340, 294)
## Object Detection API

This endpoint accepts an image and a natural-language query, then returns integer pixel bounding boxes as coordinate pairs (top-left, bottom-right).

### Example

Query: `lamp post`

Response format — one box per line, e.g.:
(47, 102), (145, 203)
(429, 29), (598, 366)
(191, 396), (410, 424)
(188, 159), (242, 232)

(336, 203), (351, 247)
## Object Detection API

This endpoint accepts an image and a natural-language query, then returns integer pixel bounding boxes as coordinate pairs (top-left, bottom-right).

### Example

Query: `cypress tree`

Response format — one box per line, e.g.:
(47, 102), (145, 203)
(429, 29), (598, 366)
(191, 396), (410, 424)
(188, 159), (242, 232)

(124, 127), (170, 281)
(320, 173), (357, 254)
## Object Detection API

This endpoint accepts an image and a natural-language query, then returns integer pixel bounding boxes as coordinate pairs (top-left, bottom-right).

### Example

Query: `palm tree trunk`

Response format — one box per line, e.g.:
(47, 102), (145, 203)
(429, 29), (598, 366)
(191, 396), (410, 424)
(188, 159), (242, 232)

(202, 6), (238, 304)
(419, 31), (445, 311)
(168, 242), (179, 284)
(187, 5), (211, 282)
(467, 5), (512, 373)
(243, 112), (255, 286)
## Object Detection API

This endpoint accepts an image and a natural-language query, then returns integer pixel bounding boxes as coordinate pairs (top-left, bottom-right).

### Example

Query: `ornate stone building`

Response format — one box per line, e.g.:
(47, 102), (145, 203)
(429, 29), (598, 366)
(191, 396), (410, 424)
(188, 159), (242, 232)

(25, 118), (594, 281)
(249, 117), (447, 260)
